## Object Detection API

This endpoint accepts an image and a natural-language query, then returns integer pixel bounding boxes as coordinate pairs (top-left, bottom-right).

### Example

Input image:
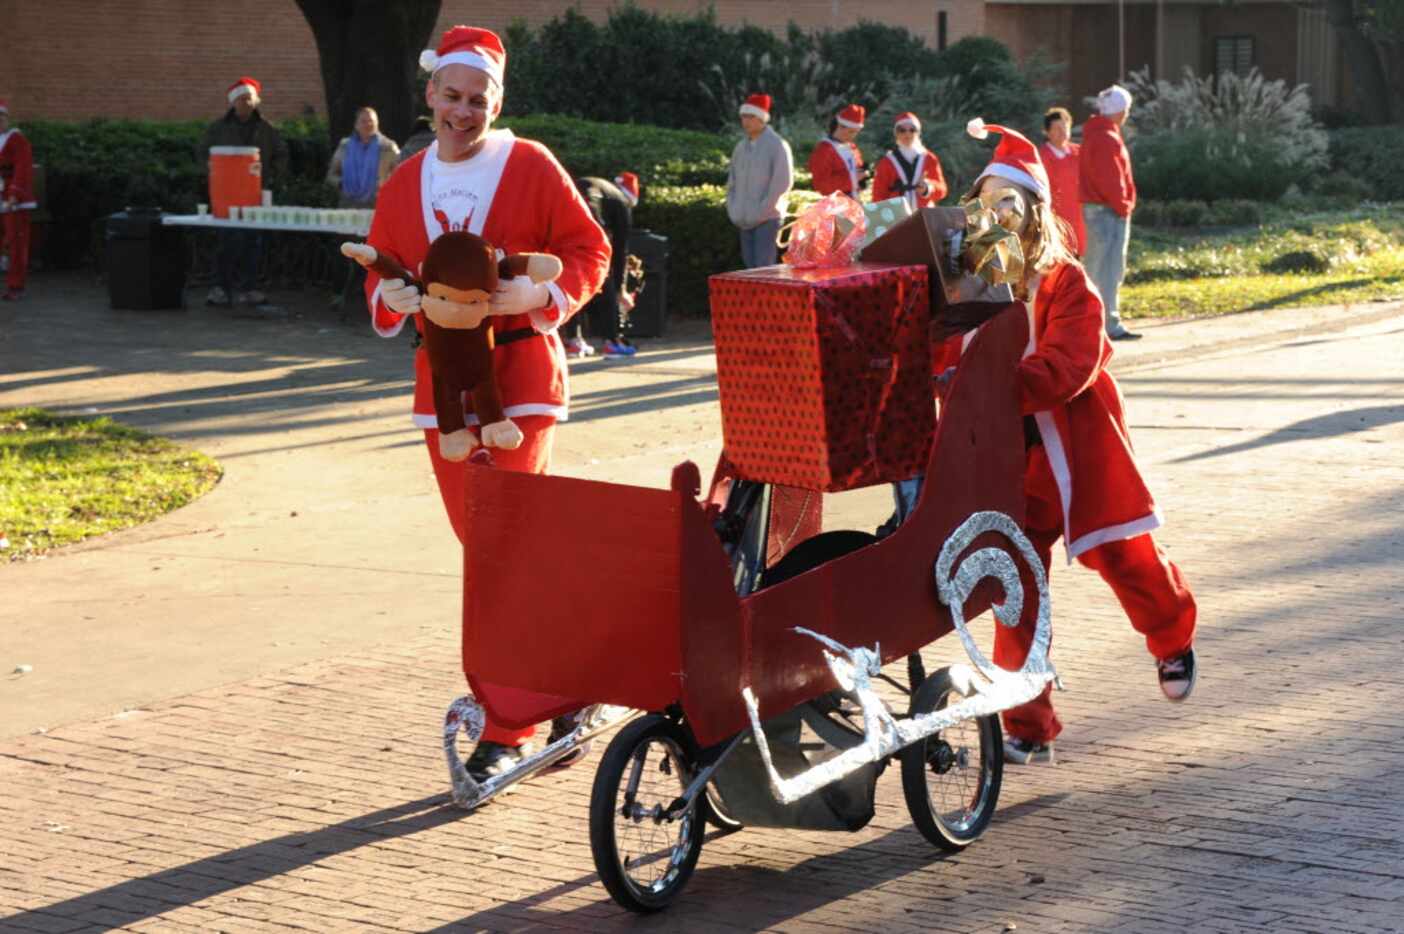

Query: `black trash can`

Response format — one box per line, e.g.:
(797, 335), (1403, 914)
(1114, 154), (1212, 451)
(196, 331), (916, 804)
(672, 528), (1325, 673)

(625, 229), (669, 338)
(105, 208), (187, 310)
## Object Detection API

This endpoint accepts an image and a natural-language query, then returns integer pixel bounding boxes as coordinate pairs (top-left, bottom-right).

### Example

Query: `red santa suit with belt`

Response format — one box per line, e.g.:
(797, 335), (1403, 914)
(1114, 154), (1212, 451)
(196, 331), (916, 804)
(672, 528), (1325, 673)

(808, 138), (864, 197)
(364, 130), (610, 743)
(939, 262), (1197, 743)
(0, 123), (36, 293)
(871, 147), (948, 209)
(1039, 140), (1085, 255)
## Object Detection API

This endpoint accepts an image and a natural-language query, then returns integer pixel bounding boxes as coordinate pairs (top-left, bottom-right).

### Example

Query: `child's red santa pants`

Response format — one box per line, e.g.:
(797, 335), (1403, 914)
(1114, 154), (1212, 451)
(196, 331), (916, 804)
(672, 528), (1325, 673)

(426, 414), (555, 747)
(994, 445), (1197, 744)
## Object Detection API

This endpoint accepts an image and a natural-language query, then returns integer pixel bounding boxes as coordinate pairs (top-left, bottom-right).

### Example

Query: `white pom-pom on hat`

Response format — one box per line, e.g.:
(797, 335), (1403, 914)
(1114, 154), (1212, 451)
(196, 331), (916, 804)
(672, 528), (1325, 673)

(967, 117), (989, 140)
(418, 49), (440, 73)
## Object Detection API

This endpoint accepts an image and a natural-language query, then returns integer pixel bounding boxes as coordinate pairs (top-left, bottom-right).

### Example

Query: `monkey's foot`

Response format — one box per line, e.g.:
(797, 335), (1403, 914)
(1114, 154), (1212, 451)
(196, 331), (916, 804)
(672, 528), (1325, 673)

(439, 428), (478, 462)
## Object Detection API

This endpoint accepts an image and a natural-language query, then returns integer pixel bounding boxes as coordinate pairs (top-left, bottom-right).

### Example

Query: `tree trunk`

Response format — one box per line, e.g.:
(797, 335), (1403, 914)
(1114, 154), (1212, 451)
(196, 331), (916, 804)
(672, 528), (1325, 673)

(295, 0), (443, 144)
(1323, 0), (1393, 123)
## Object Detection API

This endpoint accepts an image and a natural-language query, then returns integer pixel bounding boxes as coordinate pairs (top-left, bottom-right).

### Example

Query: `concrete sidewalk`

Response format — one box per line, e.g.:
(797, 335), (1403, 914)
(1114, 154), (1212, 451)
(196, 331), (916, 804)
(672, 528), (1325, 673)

(3, 274), (1403, 932)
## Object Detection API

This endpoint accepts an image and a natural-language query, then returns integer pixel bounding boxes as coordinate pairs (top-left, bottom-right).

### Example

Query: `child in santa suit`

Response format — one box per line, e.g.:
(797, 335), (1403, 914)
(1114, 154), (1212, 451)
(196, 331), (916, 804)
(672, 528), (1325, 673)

(1038, 106), (1085, 256)
(0, 99), (36, 302)
(940, 119), (1199, 765)
(362, 26), (611, 781)
(808, 104), (868, 198)
(871, 112), (948, 210)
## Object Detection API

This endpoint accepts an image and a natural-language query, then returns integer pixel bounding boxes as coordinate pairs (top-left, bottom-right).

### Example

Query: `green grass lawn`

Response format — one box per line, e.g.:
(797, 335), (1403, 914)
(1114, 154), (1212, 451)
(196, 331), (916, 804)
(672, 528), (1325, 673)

(1122, 204), (1404, 320)
(0, 408), (221, 561)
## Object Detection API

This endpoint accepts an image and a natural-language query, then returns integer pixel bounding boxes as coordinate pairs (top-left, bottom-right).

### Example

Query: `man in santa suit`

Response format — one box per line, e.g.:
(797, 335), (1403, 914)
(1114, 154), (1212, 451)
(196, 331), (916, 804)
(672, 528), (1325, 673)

(361, 25), (611, 781)
(808, 104), (868, 198)
(943, 118), (1198, 765)
(871, 112), (948, 210)
(1038, 106), (1085, 256)
(0, 99), (36, 302)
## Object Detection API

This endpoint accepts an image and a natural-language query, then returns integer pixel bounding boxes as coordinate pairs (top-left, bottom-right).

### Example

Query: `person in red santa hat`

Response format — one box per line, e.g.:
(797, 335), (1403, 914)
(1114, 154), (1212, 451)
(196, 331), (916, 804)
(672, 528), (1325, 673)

(726, 93), (793, 268)
(938, 118), (1199, 765)
(808, 104), (869, 198)
(1039, 106), (1085, 256)
(360, 25), (611, 782)
(871, 112), (948, 210)
(0, 99), (36, 302)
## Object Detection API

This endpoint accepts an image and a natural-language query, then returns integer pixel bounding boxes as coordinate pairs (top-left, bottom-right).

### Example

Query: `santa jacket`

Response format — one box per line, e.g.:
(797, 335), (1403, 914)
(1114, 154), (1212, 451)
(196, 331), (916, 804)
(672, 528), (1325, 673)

(1078, 115), (1136, 218)
(363, 132), (611, 428)
(939, 262), (1160, 560)
(872, 148), (947, 210)
(0, 129), (35, 208)
(1039, 141), (1085, 255)
(808, 138), (864, 197)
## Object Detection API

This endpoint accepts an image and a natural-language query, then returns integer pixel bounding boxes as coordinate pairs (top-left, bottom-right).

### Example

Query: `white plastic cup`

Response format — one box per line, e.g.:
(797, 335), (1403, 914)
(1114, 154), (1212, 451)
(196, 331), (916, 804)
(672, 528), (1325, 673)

(262, 189), (273, 207)
(229, 206), (241, 221)
(196, 203), (209, 217)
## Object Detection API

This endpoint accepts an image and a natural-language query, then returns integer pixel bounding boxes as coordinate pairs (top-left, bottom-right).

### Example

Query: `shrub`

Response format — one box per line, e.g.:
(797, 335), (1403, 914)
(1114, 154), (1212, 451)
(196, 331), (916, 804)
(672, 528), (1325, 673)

(1123, 66), (1327, 202)
(499, 115), (733, 186)
(1325, 126), (1404, 201)
(1206, 199), (1265, 227)
(631, 184), (738, 317)
(1261, 249), (1331, 274)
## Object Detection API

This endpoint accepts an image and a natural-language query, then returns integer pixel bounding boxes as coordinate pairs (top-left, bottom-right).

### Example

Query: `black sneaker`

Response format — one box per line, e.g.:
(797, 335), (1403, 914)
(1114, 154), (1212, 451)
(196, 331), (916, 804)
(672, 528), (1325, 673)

(464, 740), (529, 783)
(1157, 647), (1198, 702)
(1109, 329), (1143, 341)
(1003, 737), (1055, 765)
(544, 714), (592, 770)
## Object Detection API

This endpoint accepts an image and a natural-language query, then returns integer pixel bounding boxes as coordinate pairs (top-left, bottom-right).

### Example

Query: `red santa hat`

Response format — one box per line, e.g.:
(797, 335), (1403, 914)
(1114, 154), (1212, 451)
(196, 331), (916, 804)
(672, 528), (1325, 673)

(836, 104), (866, 130)
(967, 117), (1050, 203)
(226, 77), (261, 105)
(614, 172), (640, 206)
(419, 26), (506, 87)
(739, 93), (772, 123)
(894, 112), (921, 131)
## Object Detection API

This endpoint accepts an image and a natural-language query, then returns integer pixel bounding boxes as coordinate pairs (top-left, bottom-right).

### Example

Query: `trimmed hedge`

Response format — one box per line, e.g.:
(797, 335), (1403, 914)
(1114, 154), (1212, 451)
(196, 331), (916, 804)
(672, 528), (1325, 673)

(1326, 126), (1404, 202)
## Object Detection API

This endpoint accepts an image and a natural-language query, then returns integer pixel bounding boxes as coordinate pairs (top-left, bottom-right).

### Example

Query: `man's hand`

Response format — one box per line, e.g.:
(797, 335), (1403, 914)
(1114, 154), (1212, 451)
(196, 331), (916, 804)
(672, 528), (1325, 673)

(489, 277), (550, 318)
(382, 278), (422, 315)
(422, 294), (491, 330)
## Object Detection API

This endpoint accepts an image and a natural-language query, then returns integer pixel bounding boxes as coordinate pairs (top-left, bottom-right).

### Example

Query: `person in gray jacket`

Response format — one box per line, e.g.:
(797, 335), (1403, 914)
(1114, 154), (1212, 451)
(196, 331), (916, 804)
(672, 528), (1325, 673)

(726, 93), (793, 268)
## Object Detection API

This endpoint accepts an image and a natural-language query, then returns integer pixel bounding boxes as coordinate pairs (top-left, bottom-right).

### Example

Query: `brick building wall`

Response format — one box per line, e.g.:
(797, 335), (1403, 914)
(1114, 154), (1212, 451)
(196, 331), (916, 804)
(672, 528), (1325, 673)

(1, 0), (987, 123)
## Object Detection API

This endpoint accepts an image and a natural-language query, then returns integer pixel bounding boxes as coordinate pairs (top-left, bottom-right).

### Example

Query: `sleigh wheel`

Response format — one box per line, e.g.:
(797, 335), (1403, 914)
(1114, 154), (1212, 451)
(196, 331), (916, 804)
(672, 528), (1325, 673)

(589, 715), (704, 913)
(900, 668), (1003, 851)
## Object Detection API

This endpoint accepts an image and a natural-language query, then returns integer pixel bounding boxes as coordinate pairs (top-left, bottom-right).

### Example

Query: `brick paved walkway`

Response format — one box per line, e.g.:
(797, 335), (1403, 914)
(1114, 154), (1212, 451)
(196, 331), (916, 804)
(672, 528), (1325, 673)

(4, 314), (1404, 932)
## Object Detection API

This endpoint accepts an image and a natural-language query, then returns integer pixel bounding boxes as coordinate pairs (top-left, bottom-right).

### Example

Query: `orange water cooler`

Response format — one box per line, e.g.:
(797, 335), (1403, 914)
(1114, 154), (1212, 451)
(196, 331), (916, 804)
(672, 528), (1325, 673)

(208, 146), (262, 218)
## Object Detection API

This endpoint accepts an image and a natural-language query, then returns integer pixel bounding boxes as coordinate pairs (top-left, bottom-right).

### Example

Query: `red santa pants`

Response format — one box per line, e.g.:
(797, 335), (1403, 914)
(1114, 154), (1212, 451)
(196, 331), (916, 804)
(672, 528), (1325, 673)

(4, 209), (30, 292)
(995, 445), (1197, 744)
(426, 414), (555, 747)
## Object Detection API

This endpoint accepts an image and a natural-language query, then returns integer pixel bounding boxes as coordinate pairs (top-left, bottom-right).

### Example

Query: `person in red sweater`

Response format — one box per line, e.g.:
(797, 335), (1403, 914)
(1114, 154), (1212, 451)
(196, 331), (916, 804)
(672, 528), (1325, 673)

(1038, 106), (1085, 256)
(808, 104), (868, 198)
(1079, 84), (1139, 341)
(871, 112), (948, 210)
(942, 117), (1199, 765)
(361, 26), (611, 782)
(0, 99), (36, 302)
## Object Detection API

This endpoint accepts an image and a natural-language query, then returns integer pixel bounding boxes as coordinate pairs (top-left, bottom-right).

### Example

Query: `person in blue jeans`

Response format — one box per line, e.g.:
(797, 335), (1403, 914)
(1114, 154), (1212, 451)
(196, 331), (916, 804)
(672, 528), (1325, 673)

(726, 93), (793, 268)
(1079, 84), (1140, 341)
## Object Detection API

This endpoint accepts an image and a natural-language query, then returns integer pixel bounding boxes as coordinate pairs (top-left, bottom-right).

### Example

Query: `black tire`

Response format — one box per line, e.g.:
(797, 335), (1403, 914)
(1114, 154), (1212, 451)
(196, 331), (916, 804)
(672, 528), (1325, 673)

(699, 782), (744, 832)
(899, 668), (1003, 851)
(589, 715), (704, 913)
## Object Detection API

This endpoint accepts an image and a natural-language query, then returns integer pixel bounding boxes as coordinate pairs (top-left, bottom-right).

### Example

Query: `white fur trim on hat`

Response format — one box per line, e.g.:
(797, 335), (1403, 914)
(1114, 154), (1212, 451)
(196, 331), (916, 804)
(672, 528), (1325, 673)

(967, 117), (989, 140)
(738, 103), (770, 122)
(976, 163), (1048, 202)
(420, 49), (503, 86)
(227, 83), (258, 104)
(836, 115), (864, 129)
(1098, 84), (1133, 116)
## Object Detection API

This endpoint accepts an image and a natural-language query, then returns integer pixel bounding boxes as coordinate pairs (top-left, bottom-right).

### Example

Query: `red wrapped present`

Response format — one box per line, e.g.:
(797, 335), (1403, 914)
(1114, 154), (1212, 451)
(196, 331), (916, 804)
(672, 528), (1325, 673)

(709, 263), (933, 492)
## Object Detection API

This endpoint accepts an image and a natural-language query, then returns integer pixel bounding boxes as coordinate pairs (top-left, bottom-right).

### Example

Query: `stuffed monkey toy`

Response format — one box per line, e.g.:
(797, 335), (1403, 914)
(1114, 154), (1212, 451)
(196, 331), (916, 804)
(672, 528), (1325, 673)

(342, 234), (563, 462)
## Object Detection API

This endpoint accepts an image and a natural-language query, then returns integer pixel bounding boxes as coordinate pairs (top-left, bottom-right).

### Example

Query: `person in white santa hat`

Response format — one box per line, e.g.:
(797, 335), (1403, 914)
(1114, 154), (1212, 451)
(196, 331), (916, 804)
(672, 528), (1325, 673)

(0, 99), (36, 301)
(871, 112), (947, 210)
(808, 103), (868, 198)
(936, 117), (1199, 765)
(358, 25), (611, 782)
(1080, 84), (1139, 340)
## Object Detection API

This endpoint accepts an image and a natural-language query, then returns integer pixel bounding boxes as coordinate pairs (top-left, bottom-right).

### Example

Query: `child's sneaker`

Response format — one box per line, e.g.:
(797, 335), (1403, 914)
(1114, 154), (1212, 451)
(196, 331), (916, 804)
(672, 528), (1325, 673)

(563, 337), (595, 359)
(464, 740), (531, 783)
(1157, 647), (1198, 702)
(602, 338), (637, 358)
(1003, 737), (1055, 765)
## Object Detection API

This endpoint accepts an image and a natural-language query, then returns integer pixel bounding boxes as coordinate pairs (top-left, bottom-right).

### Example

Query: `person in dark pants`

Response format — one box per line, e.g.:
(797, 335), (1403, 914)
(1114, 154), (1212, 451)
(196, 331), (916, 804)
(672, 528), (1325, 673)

(199, 76), (288, 307)
(568, 173), (639, 359)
